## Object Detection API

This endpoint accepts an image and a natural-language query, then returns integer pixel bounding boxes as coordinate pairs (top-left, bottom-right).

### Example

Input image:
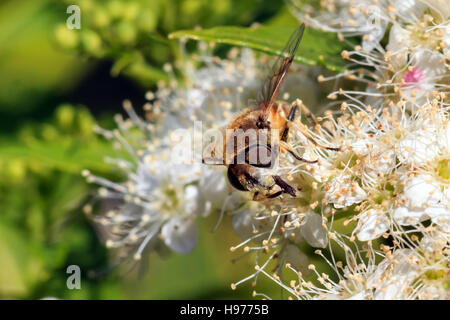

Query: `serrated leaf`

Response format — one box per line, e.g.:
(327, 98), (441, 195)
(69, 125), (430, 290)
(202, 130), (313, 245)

(169, 25), (347, 72)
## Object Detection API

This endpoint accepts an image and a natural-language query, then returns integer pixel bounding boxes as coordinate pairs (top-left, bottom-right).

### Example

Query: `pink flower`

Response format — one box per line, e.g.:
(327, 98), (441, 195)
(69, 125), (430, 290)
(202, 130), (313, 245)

(403, 68), (425, 88)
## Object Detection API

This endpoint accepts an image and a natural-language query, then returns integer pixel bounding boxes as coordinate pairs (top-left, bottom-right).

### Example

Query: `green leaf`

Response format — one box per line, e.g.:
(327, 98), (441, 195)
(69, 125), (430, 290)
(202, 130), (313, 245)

(169, 25), (347, 72)
(0, 137), (115, 175)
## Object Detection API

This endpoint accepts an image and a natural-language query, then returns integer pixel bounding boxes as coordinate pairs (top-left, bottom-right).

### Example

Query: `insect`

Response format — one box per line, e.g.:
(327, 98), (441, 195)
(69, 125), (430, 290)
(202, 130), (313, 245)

(204, 23), (339, 200)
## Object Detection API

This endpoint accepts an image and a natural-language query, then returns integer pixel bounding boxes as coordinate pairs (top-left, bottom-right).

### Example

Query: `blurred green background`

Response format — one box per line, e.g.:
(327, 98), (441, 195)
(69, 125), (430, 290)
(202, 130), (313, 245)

(0, 0), (300, 299)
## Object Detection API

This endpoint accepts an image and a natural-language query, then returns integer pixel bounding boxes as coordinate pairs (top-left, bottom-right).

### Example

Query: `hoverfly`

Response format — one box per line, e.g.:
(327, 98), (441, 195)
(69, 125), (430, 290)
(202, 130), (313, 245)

(204, 23), (339, 200)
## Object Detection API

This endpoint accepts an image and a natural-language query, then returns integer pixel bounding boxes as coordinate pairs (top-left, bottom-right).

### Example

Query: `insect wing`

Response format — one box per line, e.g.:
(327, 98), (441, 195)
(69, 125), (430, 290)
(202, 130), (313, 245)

(258, 23), (305, 118)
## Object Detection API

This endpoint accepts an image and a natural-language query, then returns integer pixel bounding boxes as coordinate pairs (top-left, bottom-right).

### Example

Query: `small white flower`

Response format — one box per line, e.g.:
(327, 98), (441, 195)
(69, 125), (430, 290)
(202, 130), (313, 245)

(356, 209), (390, 241)
(183, 185), (207, 217)
(288, 0), (388, 51)
(299, 211), (328, 248)
(392, 0), (426, 23)
(397, 125), (439, 166)
(281, 232), (383, 300)
(394, 174), (450, 231)
(386, 24), (411, 67)
(371, 249), (420, 300)
(231, 207), (270, 242)
(371, 232), (450, 300)
(198, 169), (228, 205)
(161, 217), (198, 254)
(324, 175), (367, 209)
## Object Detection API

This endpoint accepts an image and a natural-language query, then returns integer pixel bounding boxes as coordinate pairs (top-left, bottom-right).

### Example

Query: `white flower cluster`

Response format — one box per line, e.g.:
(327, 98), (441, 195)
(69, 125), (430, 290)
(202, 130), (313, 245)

(290, 0), (450, 108)
(237, 96), (449, 300)
(84, 1), (448, 299)
(84, 47), (323, 262)
(234, 0), (450, 299)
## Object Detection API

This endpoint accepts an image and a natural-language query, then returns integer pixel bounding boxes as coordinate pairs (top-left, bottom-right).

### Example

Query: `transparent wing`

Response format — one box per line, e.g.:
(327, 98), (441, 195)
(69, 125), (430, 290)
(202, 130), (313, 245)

(257, 23), (305, 119)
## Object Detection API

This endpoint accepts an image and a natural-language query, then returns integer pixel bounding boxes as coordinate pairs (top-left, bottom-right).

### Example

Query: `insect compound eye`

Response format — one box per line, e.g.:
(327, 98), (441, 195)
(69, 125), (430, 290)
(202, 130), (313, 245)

(227, 166), (248, 191)
(245, 144), (278, 169)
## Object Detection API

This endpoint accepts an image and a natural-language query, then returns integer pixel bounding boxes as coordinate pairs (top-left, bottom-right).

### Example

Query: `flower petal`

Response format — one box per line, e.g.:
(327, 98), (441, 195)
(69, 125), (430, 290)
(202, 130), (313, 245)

(356, 209), (390, 241)
(161, 217), (198, 254)
(300, 211), (328, 248)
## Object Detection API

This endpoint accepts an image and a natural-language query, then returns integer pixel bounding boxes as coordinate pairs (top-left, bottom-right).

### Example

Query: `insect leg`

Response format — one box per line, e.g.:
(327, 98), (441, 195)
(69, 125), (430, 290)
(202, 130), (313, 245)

(279, 143), (318, 164)
(272, 175), (296, 197)
(299, 103), (318, 130)
(287, 102), (298, 122)
(281, 101), (339, 151)
(298, 125), (341, 152)
(280, 102), (298, 142)
(267, 191), (284, 198)
(280, 102), (327, 162)
(253, 190), (283, 201)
